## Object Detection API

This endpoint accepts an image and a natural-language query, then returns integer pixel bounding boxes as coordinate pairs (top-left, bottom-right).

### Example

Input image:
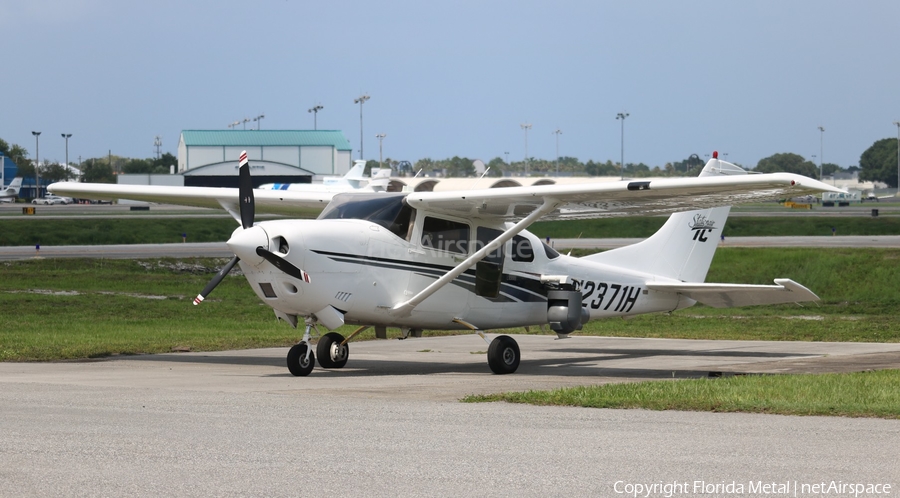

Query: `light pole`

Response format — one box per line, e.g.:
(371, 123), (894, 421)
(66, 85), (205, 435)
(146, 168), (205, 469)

(616, 112), (629, 180)
(894, 121), (900, 193)
(61, 133), (72, 181)
(253, 114), (265, 130)
(354, 94), (370, 160)
(242, 118), (250, 130)
(228, 120), (240, 129)
(818, 126), (825, 180)
(31, 131), (41, 197)
(308, 105), (323, 130)
(154, 135), (162, 161)
(376, 133), (386, 171)
(520, 123), (532, 176)
(553, 129), (562, 176)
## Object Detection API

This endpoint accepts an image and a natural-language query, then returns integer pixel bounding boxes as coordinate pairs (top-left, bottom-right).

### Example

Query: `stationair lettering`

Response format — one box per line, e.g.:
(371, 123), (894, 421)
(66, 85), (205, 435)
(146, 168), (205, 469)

(689, 213), (717, 242)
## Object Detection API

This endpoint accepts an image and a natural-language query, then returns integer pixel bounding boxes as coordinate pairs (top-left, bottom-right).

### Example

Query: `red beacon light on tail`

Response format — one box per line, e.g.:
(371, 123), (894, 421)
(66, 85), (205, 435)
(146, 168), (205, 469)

(712, 151), (718, 159)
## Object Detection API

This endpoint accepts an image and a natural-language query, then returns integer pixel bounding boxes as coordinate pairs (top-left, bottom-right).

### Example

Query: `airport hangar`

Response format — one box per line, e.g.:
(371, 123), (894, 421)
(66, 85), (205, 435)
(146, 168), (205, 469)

(122, 130), (354, 189)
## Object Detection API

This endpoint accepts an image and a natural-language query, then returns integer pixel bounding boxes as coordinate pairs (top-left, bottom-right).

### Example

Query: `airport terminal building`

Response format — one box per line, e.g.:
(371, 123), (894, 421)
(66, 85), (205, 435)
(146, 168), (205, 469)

(176, 130), (353, 187)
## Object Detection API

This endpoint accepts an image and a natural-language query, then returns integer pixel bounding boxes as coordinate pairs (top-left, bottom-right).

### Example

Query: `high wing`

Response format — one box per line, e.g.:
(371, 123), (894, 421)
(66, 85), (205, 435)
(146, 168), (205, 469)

(47, 182), (334, 218)
(404, 173), (843, 221)
(51, 171), (842, 223)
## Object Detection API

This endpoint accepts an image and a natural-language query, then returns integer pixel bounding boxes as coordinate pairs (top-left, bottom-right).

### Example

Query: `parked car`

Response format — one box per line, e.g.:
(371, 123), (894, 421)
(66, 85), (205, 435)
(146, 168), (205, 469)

(31, 195), (71, 205)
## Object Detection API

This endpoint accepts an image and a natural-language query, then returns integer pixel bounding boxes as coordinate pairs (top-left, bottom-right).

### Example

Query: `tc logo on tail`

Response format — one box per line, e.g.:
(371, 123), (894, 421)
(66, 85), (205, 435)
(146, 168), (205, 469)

(689, 214), (717, 242)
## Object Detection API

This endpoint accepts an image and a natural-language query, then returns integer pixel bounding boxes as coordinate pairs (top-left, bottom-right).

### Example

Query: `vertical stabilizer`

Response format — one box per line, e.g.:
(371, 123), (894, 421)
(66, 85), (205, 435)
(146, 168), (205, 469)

(343, 160), (368, 188)
(344, 160), (367, 180)
(583, 156), (747, 283)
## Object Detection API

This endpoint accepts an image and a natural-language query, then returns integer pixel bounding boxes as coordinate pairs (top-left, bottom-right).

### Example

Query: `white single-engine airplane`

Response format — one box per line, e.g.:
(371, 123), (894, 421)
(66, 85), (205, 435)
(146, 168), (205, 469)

(257, 160), (391, 193)
(49, 151), (843, 376)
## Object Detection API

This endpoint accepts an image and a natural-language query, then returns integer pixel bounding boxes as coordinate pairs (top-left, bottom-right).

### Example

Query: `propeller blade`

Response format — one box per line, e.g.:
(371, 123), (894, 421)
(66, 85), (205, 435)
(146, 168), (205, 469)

(193, 256), (240, 305)
(238, 150), (255, 230)
(256, 247), (311, 283)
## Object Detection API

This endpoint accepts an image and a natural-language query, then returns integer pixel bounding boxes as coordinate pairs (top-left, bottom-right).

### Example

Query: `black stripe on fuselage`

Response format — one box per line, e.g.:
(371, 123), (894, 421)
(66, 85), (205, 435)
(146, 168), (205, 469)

(312, 250), (547, 303)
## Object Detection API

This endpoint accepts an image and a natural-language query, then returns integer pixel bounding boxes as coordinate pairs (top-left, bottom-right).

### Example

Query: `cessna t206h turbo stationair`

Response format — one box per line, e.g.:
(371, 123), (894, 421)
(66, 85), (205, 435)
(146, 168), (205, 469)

(49, 151), (843, 376)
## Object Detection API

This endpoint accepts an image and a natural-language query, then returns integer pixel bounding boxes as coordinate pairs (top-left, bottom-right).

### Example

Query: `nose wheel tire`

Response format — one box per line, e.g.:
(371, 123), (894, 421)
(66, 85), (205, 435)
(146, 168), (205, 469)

(316, 332), (349, 369)
(287, 343), (315, 376)
(487, 335), (520, 374)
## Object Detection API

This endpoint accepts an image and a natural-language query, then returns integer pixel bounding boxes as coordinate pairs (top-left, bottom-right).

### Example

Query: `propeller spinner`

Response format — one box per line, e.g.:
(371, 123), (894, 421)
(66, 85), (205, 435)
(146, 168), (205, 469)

(193, 151), (310, 305)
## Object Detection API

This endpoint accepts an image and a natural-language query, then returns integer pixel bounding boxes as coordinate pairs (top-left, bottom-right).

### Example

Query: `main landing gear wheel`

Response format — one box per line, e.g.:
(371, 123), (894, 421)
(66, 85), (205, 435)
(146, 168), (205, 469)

(287, 343), (315, 376)
(317, 332), (349, 369)
(487, 335), (520, 374)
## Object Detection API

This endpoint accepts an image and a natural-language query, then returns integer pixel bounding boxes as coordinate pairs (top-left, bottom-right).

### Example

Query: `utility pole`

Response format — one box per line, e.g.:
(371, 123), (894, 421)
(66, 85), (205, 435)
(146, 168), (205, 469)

(553, 129), (562, 177)
(31, 131), (41, 197)
(308, 105), (323, 130)
(61, 133), (72, 181)
(520, 123), (532, 176)
(376, 133), (386, 171)
(617, 112), (629, 180)
(354, 94), (370, 160)
(818, 126), (825, 180)
(154, 136), (162, 160)
(894, 121), (900, 193)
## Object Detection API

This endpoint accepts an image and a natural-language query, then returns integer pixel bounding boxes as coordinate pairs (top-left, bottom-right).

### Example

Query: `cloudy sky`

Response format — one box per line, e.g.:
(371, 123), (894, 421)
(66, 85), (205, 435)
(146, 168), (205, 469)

(3, 0), (898, 169)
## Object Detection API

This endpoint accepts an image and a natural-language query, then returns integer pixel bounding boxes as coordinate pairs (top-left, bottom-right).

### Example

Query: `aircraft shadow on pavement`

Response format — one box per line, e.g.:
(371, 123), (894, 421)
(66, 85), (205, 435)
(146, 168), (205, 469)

(124, 345), (816, 379)
(553, 347), (815, 360)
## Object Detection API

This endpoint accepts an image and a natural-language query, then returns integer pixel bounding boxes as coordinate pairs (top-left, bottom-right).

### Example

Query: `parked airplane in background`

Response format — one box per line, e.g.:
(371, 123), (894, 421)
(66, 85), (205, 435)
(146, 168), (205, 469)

(49, 151), (843, 377)
(258, 160), (391, 193)
(0, 177), (23, 202)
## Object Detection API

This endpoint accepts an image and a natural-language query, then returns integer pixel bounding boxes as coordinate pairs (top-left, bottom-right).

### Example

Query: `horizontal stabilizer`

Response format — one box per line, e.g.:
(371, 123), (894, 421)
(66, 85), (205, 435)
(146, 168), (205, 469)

(645, 279), (819, 308)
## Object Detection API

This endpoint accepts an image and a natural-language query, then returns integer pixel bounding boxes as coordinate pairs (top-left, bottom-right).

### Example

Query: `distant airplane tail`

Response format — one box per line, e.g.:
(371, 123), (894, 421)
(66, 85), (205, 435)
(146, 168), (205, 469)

(343, 160), (369, 189)
(583, 156), (747, 283)
(1, 177), (23, 201)
(344, 160), (367, 180)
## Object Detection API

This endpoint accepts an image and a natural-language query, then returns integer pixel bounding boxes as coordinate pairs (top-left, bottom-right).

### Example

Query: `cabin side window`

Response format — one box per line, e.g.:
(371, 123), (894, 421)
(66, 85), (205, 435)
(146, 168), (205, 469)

(421, 217), (469, 254)
(511, 235), (534, 262)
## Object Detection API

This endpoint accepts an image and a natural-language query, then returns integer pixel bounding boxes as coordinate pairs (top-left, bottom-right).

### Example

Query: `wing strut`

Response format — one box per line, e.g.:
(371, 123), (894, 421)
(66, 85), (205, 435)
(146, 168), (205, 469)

(391, 198), (560, 318)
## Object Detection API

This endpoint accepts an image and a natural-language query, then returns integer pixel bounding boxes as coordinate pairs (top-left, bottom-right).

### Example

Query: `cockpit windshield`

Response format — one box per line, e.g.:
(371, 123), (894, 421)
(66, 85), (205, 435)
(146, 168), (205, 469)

(318, 193), (413, 240)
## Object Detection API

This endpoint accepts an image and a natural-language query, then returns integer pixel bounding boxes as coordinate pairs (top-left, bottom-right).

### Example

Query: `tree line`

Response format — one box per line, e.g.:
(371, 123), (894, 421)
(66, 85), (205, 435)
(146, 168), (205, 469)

(3, 136), (899, 187)
(374, 140), (898, 187)
(0, 137), (177, 184)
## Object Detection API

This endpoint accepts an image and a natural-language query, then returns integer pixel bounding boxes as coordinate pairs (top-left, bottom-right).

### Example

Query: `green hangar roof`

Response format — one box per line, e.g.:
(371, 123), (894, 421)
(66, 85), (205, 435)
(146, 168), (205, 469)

(181, 130), (352, 151)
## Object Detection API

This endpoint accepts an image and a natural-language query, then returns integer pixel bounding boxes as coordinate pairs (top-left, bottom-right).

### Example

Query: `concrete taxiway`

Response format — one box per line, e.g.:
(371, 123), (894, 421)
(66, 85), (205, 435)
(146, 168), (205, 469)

(2, 335), (899, 496)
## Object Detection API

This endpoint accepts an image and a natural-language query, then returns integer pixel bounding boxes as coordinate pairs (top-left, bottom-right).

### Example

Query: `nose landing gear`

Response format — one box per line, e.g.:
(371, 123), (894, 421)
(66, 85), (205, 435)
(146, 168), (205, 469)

(287, 322), (316, 376)
(287, 342), (315, 376)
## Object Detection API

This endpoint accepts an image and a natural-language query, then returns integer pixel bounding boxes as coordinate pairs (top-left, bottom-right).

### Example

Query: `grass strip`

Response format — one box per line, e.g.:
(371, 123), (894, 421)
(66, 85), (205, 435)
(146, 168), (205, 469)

(2, 248), (899, 361)
(0, 218), (242, 246)
(3, 215), (900, 246)
(463, 370), (900, 419)
(530, 215), (900, 239)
